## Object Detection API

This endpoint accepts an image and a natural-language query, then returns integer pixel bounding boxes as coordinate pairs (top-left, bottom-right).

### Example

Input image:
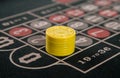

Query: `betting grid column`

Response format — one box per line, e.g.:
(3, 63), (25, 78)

(58, 0), (107, 73)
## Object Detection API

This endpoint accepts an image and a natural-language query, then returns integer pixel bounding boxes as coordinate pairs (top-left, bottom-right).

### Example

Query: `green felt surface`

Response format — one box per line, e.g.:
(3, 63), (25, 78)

(0, 0), (52, 19)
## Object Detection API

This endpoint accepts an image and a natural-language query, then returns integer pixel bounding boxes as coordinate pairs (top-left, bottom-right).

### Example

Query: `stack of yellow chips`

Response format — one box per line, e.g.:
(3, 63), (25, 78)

(46, 26), (76, 56)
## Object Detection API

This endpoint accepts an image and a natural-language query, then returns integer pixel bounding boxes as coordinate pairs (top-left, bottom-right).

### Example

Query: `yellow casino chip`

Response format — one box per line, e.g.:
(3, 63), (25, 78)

(46, 26), (76, 56)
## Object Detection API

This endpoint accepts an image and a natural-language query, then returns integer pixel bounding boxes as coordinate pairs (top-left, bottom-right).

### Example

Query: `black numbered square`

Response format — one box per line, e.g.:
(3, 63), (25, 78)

(76, 34), (97, 49)
(64, 20), (90, 31)
(27, 19), (54, 30)
(22, 33), (45, 48)
(79, 3), (99, 13)
(82, 14), (105, 24)
(102, 20), (120, 31)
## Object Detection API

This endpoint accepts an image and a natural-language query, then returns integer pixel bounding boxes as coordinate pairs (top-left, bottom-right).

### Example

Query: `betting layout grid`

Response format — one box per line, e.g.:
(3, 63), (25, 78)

(0, 0), (120, 74)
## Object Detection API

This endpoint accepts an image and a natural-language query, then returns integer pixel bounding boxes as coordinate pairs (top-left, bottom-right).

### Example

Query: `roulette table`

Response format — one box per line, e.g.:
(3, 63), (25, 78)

(0, 0), (120, 78)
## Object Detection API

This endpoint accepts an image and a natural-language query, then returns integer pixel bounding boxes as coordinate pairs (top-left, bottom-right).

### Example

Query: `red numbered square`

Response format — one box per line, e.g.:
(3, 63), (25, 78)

(99, 9), (118, 17)
(87, 28), (111, 38)
(49, 14), (69, 23)
(95, 0), (112, 6)
(65, 9), (85, 17)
